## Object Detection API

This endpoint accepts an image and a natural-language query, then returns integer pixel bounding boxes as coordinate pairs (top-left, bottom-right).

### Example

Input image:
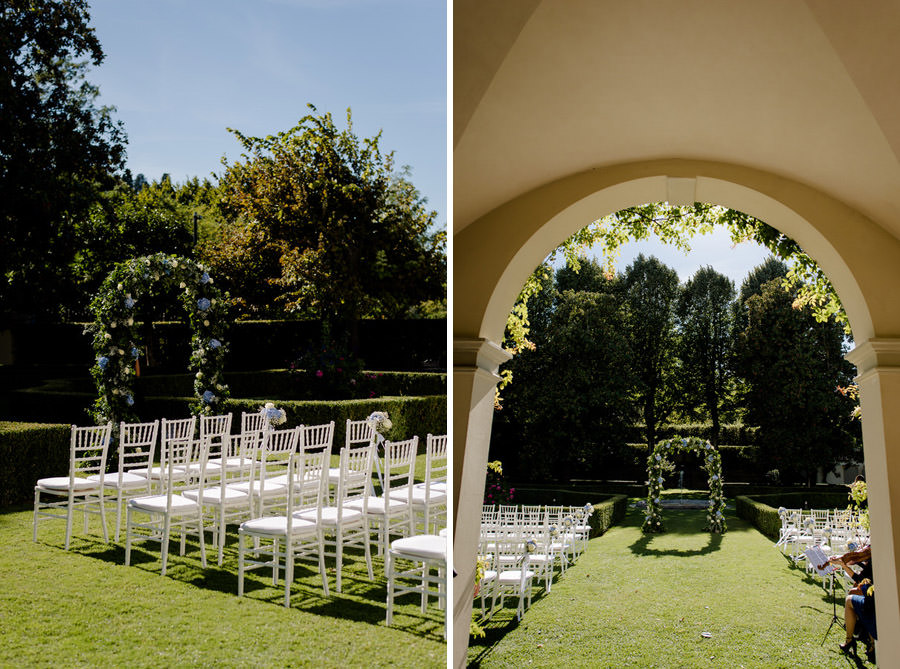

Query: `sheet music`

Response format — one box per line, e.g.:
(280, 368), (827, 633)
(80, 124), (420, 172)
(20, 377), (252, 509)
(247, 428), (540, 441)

(805, 545), (838, 577)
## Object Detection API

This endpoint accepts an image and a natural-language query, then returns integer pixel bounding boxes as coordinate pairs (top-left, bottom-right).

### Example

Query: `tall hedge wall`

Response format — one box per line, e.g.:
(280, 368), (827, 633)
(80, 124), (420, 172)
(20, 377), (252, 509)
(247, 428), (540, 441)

(0, 422), (70, 506)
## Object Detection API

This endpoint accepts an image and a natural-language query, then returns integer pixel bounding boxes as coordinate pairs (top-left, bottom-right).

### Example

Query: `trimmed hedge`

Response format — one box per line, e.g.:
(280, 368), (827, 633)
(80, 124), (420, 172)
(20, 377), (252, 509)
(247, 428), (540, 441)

(0, 421), (70, 506)
(589, 494), (628, 538)
(736, 491), (853, 541)
(735, 495), (781, 540)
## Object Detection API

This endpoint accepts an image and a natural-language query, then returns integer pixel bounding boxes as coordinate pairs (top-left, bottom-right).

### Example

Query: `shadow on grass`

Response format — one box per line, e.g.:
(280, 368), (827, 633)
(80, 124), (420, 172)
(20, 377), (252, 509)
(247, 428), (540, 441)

(628, 529), (723, 557)
(60, 531), (444, 639)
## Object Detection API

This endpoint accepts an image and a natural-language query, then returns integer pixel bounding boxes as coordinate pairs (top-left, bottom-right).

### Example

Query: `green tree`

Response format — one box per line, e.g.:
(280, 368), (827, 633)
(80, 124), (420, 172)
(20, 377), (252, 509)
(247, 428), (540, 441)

(623, 254), (681, 450)
(215, 106), (445, 346)
(676, 266), (736, 445)
(734, 270), (860, 484)
(1, 0), (126, 321)
(495, 273), (634, 481)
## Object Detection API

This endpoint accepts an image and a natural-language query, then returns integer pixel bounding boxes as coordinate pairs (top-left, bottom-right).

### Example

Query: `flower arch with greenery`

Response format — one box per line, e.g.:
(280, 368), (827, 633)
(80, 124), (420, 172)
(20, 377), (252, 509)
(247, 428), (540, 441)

(642, 436), (727, 534)
(86, 252), (229, 425)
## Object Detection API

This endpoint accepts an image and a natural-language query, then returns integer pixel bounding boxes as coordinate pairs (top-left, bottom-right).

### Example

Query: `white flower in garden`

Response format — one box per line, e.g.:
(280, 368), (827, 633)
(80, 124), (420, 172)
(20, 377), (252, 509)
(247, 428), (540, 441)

(180, 282), (186, 289)
(203, 320), (210, 327)
(110, 322), (116, 328)
(171, 259), (178, 267)
(117, 283), (123, 291)
(197, 372), (203, 379)
(104, 333), (111, 339)
(127, 318), (133, 326)
(117, 348), (124, 355)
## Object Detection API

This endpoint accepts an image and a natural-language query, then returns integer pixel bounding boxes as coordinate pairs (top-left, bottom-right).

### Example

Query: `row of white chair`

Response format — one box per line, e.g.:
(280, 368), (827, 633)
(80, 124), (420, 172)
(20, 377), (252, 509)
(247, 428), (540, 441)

(476, 503), (593, 620)
(32, 417), (448, 611)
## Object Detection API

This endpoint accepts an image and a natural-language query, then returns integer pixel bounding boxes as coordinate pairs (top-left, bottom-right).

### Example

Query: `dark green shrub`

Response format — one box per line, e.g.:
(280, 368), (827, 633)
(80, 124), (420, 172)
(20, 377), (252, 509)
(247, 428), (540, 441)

(0, 422), (71, 506)
(735, 495), (781, 540)
(589, 494), (628, 537)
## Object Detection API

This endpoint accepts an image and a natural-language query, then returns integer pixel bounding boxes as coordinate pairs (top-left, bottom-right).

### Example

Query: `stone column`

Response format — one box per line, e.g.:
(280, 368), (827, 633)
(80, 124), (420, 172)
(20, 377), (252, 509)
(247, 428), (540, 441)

(452, 337), (510, 669)
(846, 338), (900, 664)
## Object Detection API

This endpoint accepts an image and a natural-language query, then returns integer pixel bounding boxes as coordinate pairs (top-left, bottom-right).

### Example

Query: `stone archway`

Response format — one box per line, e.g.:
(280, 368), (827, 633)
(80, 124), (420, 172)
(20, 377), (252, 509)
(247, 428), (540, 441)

(643, 437), (726, 535)
(453, 163), (900, 664)
(86, 252), (229, 426)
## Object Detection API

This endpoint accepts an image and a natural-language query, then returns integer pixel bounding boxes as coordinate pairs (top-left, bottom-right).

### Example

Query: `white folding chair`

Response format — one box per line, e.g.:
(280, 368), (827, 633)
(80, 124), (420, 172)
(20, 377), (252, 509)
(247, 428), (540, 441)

(346, 436), (417, 557)
(196, 412), (233, 477)
(33, 423), (113, 549)
(125, 427), (207, 575)
(385, 533), (448, 638)
(238, 447), (331, 605)
(492, 527), (535, 620)
(229, 427), (301, 518)
(131, 416), (197, 491)
(392, 433), (447, 534)
(103, 420), (159, 541)
(327, 419), (376, 494)
(297, 442), (375, 593)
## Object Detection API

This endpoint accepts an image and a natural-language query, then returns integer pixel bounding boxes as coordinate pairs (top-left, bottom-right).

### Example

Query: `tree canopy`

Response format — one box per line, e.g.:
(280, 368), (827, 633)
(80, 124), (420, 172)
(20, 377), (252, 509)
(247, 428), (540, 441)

(211, 106), (446, 343)
(1, 0), (126, 321)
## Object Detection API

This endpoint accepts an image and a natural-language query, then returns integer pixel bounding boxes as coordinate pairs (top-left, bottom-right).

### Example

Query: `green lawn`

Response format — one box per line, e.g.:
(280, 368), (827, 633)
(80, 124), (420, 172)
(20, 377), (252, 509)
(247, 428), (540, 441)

(468, 505), (865, 668)
(1, 498), (445, 668)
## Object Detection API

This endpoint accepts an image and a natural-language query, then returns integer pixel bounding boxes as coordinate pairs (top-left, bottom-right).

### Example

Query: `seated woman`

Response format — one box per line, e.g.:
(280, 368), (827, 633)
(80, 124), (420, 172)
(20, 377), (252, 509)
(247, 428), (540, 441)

(840, 578), (876, 663)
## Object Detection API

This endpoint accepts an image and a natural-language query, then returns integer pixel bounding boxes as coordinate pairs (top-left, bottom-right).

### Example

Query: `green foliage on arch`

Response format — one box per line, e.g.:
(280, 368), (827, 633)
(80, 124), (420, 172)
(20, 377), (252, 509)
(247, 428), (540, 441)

(86, 253), (230, 425)
(642, 436), (727, 534)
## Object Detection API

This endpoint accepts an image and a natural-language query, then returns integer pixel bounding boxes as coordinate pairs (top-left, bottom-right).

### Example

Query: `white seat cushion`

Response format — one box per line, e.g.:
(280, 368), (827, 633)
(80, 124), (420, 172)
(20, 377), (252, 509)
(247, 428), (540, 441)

(36, 476), (100, 492)
(87, 472), (149, 489)
(240, 515), (317, 537)
(498, 569), (534, 584)
(345, 496), (407, 515)
(127, 494), (199, 514)
(389, 486), (446, 506)
(182, 486), (249, 505)
(229, 480), (286, 496)
(389, 534), (446, 561)
(295, 506), (363, 526)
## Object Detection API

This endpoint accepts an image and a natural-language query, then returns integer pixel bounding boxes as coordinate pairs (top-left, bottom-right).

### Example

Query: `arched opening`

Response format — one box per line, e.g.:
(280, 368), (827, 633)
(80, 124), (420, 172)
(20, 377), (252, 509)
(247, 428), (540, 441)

(453, 161), (900, 663)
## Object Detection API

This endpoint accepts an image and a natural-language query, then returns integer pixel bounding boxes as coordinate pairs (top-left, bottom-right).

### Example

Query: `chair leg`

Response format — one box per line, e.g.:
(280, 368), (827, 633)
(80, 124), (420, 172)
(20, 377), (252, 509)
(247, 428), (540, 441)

(317, 529), (330, 597)
(125, 506), (133, 566)
(237, 531), (245, 597)
(363, 526), (373, 581)
(385, 549), (394, 625)
(284, 541), (294, 608)
(32, 489), (40, 543)
(98, 493), (109, 543)
(114, 492), (123, 543)
(161, 516), (172, 576)
(272, 538), (280, 586)
(335, 528), (343, 593)
(65, 491), (75, 551)
(218, 507), (227, 566)
(197, 512), (207, 568)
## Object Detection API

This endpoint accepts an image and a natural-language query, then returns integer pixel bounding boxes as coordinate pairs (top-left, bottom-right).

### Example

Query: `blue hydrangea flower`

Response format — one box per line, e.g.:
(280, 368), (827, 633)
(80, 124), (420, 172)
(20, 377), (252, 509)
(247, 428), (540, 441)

(200, 272), (210, 284)
(126, 394), (135, 406)
(124, 296), (135, 309)
(209, 339), (221, 349)
(711, 474), (719, 481)
(655, 453), (662, 462)
(657, 476), (664, 484)
(197, 297), (211, 311)
(98, 356), (109, 370)
(202, 390), (215, 404)
(131, 347), (140, 358)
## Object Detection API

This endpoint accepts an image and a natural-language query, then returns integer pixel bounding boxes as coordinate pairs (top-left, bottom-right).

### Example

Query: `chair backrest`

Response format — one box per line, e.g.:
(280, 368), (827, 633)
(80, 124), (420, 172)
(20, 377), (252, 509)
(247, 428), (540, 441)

(287, 447), (330, 526)
(300, 421), (335, 454)
(345, 418), (376, 448)
(381, 436), (418, 499)
(200, 413), (232, 458)
(117, 420), (159, 477)
(424, 433), (448, 491)
(255, 426), (301, 515)
(335, 443), (375, 513)
(241, 411), (267, 435)
(70, 423), (113, 482)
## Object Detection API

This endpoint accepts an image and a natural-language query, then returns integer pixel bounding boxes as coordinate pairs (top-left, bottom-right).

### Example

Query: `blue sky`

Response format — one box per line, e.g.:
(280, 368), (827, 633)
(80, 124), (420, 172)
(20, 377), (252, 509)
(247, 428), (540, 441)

(86, 0), (447, 228)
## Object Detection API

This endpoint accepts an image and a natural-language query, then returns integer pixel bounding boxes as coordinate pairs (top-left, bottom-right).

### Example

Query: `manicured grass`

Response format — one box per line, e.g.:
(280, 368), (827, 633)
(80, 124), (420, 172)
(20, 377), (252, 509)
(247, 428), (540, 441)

(469, 505), (863, 668)
(1, 499), (445, 667)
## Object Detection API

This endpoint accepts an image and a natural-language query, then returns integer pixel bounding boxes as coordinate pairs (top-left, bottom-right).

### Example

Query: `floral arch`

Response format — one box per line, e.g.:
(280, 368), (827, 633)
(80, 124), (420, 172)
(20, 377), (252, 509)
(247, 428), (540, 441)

(86, 252), (229, 425)
(642, 436), (727, 534)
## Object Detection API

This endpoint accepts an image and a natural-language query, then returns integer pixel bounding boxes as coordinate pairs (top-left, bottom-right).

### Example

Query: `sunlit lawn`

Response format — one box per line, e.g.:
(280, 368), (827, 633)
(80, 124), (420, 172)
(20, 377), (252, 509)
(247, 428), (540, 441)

(1, 495), (445, 668)
(468, 505), (866, 668)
